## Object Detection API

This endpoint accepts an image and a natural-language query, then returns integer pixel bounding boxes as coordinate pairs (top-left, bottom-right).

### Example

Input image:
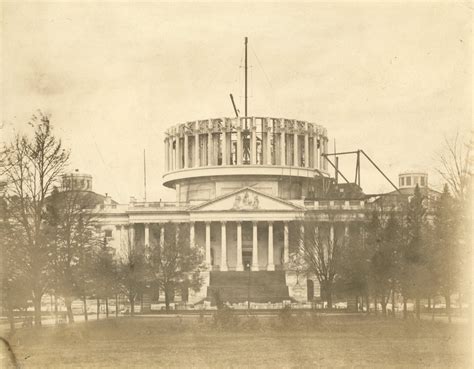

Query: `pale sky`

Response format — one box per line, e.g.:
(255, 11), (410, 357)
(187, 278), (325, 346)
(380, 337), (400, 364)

(1, 2), (471, 202)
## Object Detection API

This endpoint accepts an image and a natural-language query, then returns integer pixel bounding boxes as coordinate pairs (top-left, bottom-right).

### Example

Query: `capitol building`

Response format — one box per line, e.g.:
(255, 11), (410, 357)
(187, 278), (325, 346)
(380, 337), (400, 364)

(92, 116), (381, 307)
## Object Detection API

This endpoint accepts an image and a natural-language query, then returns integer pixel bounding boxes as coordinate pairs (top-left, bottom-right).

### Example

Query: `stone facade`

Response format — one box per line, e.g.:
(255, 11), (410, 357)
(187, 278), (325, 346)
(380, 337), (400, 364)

(93, 117), (374, 305)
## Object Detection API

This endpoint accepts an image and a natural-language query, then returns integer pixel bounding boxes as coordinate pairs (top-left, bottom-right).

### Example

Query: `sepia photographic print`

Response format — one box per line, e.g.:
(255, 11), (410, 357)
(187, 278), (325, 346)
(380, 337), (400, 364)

(0, 1), (472, 368)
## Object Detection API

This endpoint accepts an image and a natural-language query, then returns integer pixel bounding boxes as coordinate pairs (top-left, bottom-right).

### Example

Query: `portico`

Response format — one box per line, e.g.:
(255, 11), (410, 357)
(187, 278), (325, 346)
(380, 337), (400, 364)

(189, 187), (304, 272)
(194, 219), (289, 272)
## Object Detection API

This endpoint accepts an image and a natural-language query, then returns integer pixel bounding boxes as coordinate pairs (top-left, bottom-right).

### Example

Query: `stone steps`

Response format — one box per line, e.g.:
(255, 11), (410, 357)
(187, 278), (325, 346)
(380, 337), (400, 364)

(207, 271), (290, 304)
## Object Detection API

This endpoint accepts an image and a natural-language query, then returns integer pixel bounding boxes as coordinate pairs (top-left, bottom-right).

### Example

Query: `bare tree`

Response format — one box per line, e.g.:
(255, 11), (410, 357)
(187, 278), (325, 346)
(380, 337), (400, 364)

(148, 223), (203, 311)
(437, 132), (472, 203)
(371, 212), (402, 316)
(3, 113), (70, 326)
(294, 216), (343, 310)
(117, 235), (148, 316)
(45, 187), (102, 323)
(437, 132), (472, 317)
(1, 197), (31, 331)
(90, 236), (118, 319)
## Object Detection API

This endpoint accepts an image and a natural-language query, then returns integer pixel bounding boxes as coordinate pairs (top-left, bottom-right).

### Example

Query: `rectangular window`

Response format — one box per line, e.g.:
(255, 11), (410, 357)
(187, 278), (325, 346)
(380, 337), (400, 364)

(420, 177), (425, 186)
(105, 229), (113, 238)
(400, 177), (405, 186)
(406, 177), (411, 186)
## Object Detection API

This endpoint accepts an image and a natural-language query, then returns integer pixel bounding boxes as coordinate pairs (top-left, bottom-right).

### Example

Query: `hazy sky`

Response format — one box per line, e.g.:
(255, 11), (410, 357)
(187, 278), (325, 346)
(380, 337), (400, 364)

(2, 2), (471, 202)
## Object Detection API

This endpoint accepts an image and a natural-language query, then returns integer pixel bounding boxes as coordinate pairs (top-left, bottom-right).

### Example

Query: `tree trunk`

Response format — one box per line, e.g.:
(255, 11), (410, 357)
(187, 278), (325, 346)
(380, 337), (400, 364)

(445, 294), (452, 323)
(374, 296), (378, 315)
(326, 288), (333, 310)
(96, 298), (100, 320)
(432, 299), (435, 321)
(365, 294), (370, 315)
(403, 296), (407, 319)
(355, 296), (359, 312)
(415, 297), (421, 320)
(105, 297), (109, 318)
(165, 290), (171, 312)
(65, 297), (74, 324)
(7, 306), (15, 332)
(54, 295), (58, 324)
(130, 296), (135, 316)
(115, 294), (119, 318)
(83, 296), (88, 322)
(391, 289), (396, 317)
(458, 292), (462, 317)
(33, 294), (42, 327)
(427, 297), (431, 311)
(381, 296), (387, 316)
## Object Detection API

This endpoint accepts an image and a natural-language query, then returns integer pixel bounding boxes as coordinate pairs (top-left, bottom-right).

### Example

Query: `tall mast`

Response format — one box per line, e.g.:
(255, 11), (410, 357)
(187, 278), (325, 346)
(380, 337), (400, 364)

(143, 149), (147, 202)
(244, 36), (248, 120)
(242, 37), (251, 164)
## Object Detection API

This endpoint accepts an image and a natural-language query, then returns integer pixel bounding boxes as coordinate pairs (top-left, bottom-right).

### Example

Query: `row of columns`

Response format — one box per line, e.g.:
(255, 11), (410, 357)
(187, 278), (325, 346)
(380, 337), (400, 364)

(120, 223), (165, 252)
(165, 119), (328, 172)
(205, 221), (287, 272)
(119, 221), (349, 271)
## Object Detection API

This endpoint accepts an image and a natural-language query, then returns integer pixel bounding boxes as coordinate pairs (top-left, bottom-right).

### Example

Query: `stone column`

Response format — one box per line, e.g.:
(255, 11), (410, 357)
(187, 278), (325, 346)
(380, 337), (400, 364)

(236, 121), (242, 165)
(194, 132), (200, 167)
(120, 225), (126, 254)
(299, 223), (304, 254)
(220, 221), (228, 271)
(222, 129), (227, 166)
(280, 125), (286, 166)
(171, 138), (175, 170)
(304, 129), (309, 168)
(344, 223), (349, 246)
(314, 135), (319, 169)
(266, 121), (272, 165)
(323, 138), (328, 171)
(294, 132), (298, 167)
(160, 224), (164, 249)
(184, 133), (189, 168)
(252, 221), (259, 271)
(314, 225), (319, 242)
(236, 221), (243, 271)
(207, 119), (213, 165)
(267, 221), (275, 271)
(144, 223), (149, 248)
(251, 118), (257, 165)
(190, 221), (195, 248)
(283, 221), (289, 264)
(165, 138), (169, 171)
(176, 134), (181, 169)
(168, 139), (172, 171)
(128, 224), (135, 251)
(205, 221), (211, 268)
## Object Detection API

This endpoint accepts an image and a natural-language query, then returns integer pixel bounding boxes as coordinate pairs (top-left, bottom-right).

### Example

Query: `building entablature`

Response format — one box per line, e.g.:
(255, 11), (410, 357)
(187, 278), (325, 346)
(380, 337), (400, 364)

(96, 188), (369, 226)
(165, 117), (327, 137)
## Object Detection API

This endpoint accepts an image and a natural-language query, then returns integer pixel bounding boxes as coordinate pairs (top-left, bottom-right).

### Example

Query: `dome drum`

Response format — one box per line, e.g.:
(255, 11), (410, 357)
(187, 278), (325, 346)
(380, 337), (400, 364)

(163, 117), (330, 190)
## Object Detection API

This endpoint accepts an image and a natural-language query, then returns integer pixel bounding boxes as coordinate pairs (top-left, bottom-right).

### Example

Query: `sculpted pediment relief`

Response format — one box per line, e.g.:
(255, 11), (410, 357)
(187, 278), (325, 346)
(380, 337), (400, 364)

(190, 188), (301, 212)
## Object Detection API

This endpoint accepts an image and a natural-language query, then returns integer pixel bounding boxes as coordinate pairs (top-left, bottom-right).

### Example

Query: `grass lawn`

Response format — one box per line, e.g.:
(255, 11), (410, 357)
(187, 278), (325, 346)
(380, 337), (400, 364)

(2, 314), (471, 369)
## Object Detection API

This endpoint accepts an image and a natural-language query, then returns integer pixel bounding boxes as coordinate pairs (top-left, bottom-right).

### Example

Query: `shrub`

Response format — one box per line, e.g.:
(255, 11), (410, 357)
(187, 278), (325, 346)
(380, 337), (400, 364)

(212, 306), (240, 329)
(278, 305), (294, 328)
(240, 314), (262, 331)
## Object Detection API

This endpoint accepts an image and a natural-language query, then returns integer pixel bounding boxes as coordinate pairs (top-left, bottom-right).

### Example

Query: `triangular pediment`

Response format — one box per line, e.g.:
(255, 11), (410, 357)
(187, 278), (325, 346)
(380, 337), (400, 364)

(190, 187), (303, 212)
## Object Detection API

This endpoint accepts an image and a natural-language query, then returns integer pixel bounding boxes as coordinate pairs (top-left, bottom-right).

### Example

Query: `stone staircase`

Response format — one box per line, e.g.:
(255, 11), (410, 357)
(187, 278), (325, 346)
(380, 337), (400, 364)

(206, 271), (290, 304)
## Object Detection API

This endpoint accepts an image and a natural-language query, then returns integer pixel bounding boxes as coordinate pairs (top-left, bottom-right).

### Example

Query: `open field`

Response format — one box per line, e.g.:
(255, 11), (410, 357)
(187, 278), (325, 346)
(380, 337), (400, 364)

(1, 314), (471, 369)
